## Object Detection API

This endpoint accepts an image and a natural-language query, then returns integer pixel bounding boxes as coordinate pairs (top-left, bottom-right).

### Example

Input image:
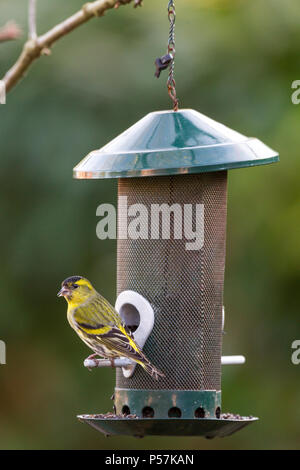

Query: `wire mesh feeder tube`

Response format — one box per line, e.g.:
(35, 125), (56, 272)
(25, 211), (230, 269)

(115, 172), (228, 419)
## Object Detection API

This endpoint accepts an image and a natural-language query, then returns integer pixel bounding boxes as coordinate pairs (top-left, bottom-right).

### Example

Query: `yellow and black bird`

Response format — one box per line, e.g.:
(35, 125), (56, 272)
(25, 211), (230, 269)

(58, 276), (164, 380)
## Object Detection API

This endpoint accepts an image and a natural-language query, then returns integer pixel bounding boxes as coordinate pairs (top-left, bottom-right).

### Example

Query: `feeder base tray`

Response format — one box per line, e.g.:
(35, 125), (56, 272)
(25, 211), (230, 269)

(77, 414), (258, 438)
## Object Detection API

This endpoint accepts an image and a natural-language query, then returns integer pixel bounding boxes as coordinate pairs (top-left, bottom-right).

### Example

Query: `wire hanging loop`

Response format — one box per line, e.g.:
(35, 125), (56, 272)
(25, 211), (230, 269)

(154, 0), (179, 111)
(167, 0), (179, 111)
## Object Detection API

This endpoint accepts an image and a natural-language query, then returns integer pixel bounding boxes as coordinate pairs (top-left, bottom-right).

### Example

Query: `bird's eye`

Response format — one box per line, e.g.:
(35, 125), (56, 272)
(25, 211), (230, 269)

(73, 284), (79, 289)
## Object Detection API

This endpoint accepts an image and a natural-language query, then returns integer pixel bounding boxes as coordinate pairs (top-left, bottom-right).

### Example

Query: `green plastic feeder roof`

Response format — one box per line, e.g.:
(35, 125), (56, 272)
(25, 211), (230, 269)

(73, 109), (279, 179)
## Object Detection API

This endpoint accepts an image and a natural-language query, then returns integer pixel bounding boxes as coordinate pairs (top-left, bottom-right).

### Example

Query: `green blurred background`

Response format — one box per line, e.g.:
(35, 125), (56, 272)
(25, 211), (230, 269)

(0, 0), (299, 450)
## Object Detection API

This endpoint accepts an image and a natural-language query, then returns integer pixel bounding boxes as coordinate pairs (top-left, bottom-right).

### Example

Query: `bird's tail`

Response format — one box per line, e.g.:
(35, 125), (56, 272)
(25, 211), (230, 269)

(138, 358), (165, 381)
(120, 329), (165, 380)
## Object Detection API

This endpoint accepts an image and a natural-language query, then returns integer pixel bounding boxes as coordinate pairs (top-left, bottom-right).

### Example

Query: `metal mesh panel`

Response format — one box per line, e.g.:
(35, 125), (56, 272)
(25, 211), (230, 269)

(116, 172), (227, 391)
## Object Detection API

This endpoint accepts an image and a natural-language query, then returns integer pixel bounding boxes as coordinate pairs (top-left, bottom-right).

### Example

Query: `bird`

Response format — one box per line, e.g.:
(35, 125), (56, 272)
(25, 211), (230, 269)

(57, 276), (164, 380)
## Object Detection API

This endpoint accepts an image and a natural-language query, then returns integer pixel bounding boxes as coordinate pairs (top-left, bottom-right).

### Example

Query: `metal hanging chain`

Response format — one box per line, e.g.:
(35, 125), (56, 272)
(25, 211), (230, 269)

(167, 0), (179, 111)
(154, 0), (179, 112)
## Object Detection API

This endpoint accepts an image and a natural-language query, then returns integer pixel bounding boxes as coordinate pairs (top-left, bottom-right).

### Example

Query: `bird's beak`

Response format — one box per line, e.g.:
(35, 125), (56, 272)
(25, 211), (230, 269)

(57, 286), (70, 297)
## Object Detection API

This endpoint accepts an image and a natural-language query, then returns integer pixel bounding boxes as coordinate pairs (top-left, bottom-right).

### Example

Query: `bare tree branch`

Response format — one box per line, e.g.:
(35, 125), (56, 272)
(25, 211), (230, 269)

(28, 0), (37, 40)
(2, 0), (139, 94)
(0, 21), (22, 43)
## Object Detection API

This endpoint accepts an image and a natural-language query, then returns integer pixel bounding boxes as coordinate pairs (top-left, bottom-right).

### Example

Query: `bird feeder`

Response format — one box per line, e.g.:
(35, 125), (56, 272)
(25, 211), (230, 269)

(74, 108), (279, 438)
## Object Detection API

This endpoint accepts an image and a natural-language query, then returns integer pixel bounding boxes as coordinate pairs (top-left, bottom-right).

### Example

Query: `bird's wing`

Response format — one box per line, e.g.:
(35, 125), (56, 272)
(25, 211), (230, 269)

(72, 294), (142, 358)
(99, 324), (143, 360)
(72, 293), (121, 331)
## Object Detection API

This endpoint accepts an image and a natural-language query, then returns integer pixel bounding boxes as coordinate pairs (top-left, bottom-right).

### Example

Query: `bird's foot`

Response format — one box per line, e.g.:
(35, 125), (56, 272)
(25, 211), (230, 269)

(85, 353), (100, 371)
(87, 353), (99, 360)
(110, 358), (116, 368)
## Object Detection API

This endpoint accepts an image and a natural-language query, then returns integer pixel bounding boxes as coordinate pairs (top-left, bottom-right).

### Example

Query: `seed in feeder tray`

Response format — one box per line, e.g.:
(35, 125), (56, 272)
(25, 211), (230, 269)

(81, 413), (138, 420)
(221, 413), (248, 421)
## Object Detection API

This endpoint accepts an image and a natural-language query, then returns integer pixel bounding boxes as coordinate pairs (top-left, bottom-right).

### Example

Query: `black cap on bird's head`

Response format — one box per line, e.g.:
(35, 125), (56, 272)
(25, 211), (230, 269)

(57, 275), (84, 298)
(62, 275), (83, 285)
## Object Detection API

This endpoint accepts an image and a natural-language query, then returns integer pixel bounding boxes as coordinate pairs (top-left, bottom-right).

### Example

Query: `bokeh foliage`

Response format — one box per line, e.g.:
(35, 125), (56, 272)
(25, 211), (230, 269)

(0, 0), (299, 449)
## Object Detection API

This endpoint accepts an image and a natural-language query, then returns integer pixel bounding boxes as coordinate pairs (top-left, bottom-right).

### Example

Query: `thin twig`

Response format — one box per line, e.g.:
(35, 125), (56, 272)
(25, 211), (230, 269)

(2, 0), (138, 94)
(0, 21), (22, 43)
(28, 0), (37, 40)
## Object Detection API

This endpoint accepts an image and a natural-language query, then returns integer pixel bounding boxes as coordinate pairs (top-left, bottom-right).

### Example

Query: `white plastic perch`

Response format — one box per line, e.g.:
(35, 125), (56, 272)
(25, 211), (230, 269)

(84, 355), (246, 369)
